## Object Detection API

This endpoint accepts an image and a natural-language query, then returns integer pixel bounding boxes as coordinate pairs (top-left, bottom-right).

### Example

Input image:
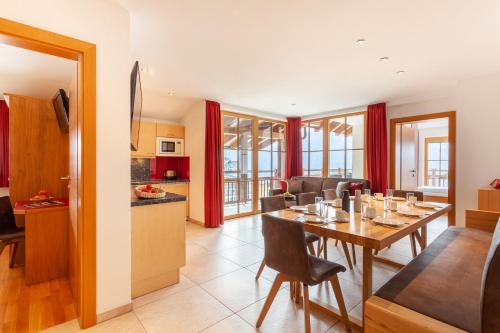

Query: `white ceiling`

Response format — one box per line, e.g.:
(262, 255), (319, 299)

(0, 43), (76, 100)
(116, 0), (500, 119)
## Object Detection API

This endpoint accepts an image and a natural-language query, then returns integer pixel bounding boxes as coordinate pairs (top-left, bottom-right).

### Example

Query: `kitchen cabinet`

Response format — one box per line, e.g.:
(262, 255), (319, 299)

(131, 121), (157, 158)
(157, 123), (185, 139)
(159, 183), (189, 218)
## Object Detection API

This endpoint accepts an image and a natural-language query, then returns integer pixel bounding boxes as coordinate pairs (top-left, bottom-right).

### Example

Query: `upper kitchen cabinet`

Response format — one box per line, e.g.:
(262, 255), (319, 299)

(157, 123), (185, 139)
(131, 121), (157, 158)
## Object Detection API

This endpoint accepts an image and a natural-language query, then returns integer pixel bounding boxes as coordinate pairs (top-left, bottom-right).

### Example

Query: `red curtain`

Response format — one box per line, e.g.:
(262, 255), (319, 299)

(366, 103), (387, 194)
(204, 100), (223, 228)
(0, 101), (8, 187)
(285, 117), (303, 179)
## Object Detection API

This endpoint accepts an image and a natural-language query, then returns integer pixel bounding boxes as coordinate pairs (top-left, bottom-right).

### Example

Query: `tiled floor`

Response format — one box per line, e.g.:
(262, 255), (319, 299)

(43, 214), (448, 333)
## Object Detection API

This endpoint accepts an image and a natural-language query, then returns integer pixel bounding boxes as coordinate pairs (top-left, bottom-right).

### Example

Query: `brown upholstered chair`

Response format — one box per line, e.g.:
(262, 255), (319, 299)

(322, 189), (337, 200)
(481, 220), (500, 332)
(296, 192), (317, 206)
(393, 190), (424, 201)
(257, 214), (351, 332)
(0, 196), (24, 268)
(255, 196), (320, 280)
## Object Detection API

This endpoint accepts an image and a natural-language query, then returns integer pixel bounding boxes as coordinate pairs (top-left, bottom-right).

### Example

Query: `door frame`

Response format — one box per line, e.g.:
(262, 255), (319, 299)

(0, 18), (96, 328)
(389, 111), (456, 225)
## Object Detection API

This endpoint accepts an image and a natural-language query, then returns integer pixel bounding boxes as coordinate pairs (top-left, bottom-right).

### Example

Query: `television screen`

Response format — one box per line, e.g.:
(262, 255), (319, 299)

(130, 61), (142, 151)
(52, 89), (69, 133)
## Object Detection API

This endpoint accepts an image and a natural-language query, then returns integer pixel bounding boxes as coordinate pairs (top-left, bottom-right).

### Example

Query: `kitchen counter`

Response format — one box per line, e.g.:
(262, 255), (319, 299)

(131, 191), (186, 207)
(131, 179), (190, 186)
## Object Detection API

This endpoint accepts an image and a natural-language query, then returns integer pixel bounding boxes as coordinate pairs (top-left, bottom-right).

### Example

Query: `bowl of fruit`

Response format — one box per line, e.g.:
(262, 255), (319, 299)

(135, 184), (166, 199)
(30, 190), (54, 202)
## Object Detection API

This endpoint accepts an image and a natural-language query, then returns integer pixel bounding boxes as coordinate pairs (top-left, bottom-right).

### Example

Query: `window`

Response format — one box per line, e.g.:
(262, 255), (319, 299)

(223, 115), (254, 216)
(425, 137), (448, 188)
(301, 120), (323, 176)
(328, 114), (365, 178)
(257, 121), (286, 206)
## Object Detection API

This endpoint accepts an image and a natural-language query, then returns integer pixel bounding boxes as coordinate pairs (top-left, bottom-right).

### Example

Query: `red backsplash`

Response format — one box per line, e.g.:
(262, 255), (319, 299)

(150, 156), (190, 180)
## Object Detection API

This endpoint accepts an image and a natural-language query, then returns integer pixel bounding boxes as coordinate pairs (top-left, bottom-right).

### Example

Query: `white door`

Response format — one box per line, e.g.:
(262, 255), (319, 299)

(400, 125), (418, 190)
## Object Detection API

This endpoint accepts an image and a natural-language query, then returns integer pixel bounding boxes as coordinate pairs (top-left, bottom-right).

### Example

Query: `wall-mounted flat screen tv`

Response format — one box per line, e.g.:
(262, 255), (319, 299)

(52, 89), (69, 133)
(130, 61), (142, 151)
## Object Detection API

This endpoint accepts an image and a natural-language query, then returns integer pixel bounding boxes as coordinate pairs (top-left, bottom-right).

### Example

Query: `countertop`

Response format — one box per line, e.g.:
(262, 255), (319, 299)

(131, 192), (187, 207)
(131, 179), (190, 186)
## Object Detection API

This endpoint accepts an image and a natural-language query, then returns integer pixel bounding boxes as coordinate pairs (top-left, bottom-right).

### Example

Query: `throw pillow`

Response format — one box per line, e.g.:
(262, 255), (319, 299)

(348, 182), (364, 195)
(336, 181), (349, 198)
(287, 179), (304, 194)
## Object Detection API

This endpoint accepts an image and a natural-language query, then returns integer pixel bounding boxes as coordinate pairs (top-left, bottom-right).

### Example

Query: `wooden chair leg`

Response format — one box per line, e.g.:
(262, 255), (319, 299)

(302, 284), (311, 333)
(410, 233), (418, 258)
(295, 280), (302, 304)
(335, 239), (339, 246)
(290, 281), (295, 300)
(0, 241), (6, 258)
(256, 274), (284, 328)
(307, 242), (316, 257)
(373, 249), (379, 256)
(255, 259), (266, 280)
(317, 238), (322, 256)
(351, 243), (356, 265)
(330, 275), (351, 332)
(323, 237), (328, 260)
(341, 241), (353, 270)
(9, 242), (18, 268)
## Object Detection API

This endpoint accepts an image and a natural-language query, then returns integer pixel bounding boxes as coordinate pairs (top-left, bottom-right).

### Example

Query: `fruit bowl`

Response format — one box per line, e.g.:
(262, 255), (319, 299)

(135, 185), (166, 199)
(30, 190), (53, 202)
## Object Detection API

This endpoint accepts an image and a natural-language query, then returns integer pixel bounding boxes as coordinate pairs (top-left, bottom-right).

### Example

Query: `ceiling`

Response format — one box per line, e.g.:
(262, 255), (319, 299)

(116, 0), (500, 118)
(0, 43), (76, 100)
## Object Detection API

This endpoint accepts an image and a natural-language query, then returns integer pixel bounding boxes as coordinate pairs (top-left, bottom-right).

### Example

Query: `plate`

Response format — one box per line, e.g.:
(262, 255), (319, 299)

(290, 206), (308, 212)
(323, 200), (341, 207)
(396, 210), (426, 217)
(296, 216), (331, 224)
(372, 216), (405, 227)
(415, 202), (442, 209)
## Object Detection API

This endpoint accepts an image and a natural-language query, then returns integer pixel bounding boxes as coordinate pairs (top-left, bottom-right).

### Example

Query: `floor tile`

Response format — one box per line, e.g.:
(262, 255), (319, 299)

(201, 268), (274, 312)
(81, 312), (146, 333)
(237, 288), (338, 333)
(201, 314), (258, 333)
(189, 233), (247, 252)
(335, 257), (398, 292)
(245, 262), (279, 283)
(134, 286), (232, 333)
(218, 244), (264, 267)
(181, 253), (241, 283)
(38, 319), (80, 333)
(186, 241), (211, 260)
(132, 274), (196, 309)
(227, 228), (264, 244)
(309, 278), (362, 313)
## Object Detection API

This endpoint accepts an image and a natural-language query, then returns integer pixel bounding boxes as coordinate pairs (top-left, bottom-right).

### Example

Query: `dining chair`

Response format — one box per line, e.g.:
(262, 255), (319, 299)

(322, 189), (337, 200)
(375, 190), (425, 257)
(295, 192), (317, 206)
(256, 196), (321, 280)
(0, 196), (25, 268)
(257, 214), (351, 333)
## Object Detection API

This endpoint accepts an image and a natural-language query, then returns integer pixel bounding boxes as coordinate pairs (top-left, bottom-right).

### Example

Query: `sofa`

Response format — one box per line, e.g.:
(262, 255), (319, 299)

(365, 209), (500, 333)
(270, 176), (371, 198)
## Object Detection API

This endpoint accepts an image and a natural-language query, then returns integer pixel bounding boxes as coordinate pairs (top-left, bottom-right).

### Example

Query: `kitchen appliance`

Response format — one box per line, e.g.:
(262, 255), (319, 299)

(156, 137), (184, 156)
(164, 170), (177, 180)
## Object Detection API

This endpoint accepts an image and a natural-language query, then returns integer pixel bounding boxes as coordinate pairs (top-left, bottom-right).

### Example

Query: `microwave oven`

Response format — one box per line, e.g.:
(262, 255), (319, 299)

(156, 137), (184, 156)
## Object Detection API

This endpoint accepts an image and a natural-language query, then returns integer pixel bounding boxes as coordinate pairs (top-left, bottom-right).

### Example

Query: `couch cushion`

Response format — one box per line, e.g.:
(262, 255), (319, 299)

(336, 181), (349, 198)
(322, 178), (341, 191)
(292, 177), (323, 195)
(375, 227), (492, 333)
(287, 179), (303, 194)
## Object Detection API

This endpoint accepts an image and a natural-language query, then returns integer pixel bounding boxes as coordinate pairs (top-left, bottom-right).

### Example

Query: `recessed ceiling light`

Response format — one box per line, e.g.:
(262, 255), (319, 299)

(396, 70), (406, 75)
(291, 103), (296, 106)
(356, 39), (366, 45)
(379, 56), (389, 61)
(167, 91), (175, 96)
(140, 67), (151, 73)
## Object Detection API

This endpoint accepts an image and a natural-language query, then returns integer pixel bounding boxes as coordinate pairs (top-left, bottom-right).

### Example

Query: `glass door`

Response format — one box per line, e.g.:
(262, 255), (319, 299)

(223, 115), (254, 217)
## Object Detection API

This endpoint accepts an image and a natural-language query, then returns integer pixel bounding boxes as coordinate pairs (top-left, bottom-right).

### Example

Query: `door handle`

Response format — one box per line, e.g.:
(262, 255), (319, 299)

(60, 176), (71, 180)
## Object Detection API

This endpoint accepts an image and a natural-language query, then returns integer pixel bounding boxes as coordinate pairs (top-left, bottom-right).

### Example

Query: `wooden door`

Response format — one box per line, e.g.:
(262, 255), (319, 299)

(7, 94), (69, 203)
(400, 125), (418, 190)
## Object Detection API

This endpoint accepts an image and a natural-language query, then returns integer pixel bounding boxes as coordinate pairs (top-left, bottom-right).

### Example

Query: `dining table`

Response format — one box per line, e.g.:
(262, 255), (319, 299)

(267, 198), (451, 331)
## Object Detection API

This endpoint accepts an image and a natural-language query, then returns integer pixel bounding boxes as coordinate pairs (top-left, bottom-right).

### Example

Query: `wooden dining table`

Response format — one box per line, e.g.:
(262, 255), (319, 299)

(267, 199), (451, 331)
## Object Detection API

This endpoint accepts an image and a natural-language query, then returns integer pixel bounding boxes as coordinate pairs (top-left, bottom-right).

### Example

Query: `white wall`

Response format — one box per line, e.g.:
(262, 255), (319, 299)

(182, 101), (206, 223)
(388, 71), (500, 225)
(1, 0), (132, 315)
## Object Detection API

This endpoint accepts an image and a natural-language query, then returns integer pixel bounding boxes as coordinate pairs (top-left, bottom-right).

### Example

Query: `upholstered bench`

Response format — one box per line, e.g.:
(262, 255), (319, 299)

(365, 210), (500, 333)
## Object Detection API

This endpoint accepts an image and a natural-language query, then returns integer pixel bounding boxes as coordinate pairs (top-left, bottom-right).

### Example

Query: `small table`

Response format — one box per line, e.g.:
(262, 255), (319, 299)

(268, 200), (451, 331)
(14, 198), (69, 285)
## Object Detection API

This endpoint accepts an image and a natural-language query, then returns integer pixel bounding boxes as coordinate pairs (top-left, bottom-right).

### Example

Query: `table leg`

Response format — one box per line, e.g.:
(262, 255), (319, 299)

(362, 247), (373, 329)
(421, 225), (427, 249)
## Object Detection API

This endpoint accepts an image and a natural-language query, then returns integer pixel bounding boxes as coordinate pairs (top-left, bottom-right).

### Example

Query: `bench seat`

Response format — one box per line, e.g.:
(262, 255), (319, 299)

(374, 227), (492, 333)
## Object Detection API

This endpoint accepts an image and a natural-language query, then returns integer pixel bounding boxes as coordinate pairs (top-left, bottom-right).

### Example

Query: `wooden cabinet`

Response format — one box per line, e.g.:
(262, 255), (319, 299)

(157, 123), (185, 139)
(131, 201), (186, 298)
(478, 188), (500, 212)
(159, 183), (189, 218)
(131, 121), (157, 158)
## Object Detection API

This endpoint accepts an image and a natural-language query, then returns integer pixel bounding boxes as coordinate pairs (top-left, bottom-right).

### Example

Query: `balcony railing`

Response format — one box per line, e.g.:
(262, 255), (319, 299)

(224, 173), (280, 206)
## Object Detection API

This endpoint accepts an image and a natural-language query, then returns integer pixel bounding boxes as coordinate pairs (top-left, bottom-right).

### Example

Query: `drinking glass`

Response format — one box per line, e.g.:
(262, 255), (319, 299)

(386, 189), (394, 199)
(315, 197), (323, 213)
(364, 189), (371, 196)
(361, 201), (369, 220)
(406, 192), (415, 207)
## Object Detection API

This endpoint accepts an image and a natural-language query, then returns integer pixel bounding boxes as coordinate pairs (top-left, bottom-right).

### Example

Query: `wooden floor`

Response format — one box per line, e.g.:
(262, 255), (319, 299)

(0, 245), (76, 333)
